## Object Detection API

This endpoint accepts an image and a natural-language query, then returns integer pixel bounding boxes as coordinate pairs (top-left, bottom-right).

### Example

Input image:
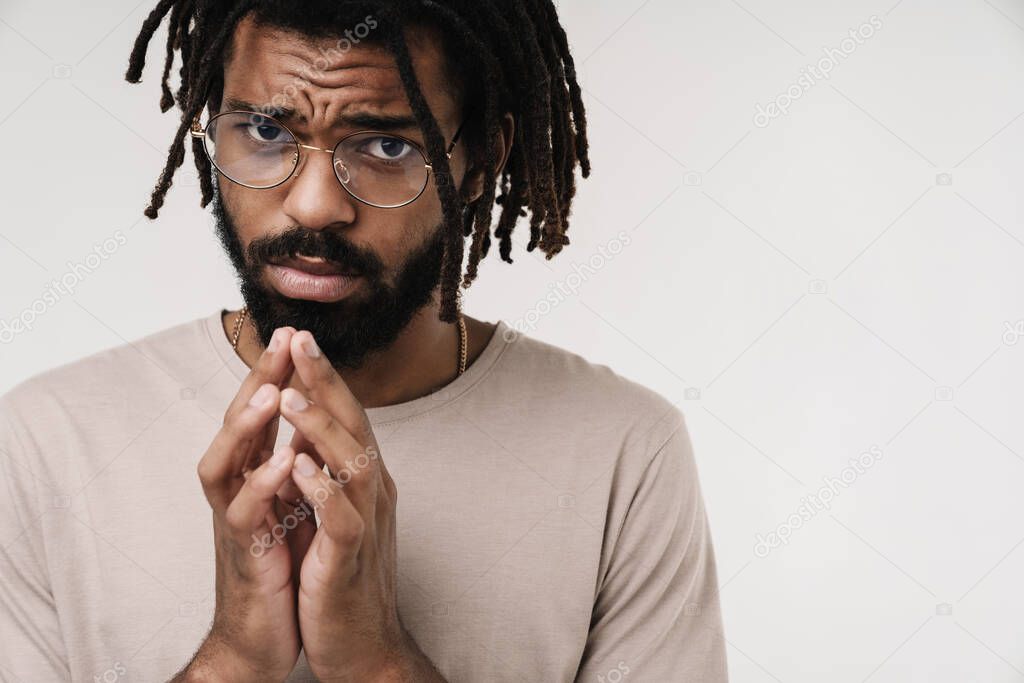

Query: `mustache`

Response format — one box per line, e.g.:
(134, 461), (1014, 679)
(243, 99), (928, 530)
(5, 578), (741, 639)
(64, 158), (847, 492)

(247, 227), (384, 279)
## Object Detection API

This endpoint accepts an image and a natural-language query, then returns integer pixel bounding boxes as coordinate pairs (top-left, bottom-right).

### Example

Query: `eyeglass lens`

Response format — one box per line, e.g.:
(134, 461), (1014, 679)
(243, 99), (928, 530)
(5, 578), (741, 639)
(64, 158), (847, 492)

(204, 112), (431, 207)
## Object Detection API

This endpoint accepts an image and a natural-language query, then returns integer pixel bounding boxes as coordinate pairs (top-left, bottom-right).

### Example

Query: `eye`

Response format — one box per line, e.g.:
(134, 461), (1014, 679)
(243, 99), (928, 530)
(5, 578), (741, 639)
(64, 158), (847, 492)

(241, 117), (290, 144)
(361, 136), (415, 162)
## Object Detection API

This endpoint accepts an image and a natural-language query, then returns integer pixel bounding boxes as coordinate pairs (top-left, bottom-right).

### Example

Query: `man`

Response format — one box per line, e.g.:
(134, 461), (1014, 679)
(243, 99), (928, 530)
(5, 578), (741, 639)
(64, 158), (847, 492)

(0, 1), (728, 681)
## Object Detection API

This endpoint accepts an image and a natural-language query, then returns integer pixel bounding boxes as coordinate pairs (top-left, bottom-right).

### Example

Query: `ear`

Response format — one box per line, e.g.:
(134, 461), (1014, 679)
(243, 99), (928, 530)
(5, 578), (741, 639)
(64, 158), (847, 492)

(461, 112), (515, 205)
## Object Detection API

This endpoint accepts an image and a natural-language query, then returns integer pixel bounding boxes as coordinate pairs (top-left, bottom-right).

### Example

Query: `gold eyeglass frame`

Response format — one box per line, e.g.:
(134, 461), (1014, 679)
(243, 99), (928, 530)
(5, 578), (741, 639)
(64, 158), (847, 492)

(189, 110), (466, 209)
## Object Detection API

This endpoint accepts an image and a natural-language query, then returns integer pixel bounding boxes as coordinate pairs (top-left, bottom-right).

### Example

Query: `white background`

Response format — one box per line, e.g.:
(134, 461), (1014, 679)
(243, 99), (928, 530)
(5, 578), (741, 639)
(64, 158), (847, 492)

(2, 0), (1023, 680)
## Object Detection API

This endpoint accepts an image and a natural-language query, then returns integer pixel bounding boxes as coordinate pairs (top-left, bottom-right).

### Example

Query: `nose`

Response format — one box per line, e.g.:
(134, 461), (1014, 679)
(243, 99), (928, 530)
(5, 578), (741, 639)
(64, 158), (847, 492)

(281, 147), (358, 230)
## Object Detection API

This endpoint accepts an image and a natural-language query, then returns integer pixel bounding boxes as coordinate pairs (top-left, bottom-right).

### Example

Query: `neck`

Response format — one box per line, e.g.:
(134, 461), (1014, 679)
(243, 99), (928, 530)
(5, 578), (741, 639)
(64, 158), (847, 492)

(227, 301), (490, 409)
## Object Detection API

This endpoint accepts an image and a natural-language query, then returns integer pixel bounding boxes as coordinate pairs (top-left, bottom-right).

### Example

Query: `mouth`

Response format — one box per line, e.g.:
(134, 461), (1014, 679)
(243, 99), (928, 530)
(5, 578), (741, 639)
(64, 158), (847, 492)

(269, 255), (362, 277)
(265, 255), (363, 303)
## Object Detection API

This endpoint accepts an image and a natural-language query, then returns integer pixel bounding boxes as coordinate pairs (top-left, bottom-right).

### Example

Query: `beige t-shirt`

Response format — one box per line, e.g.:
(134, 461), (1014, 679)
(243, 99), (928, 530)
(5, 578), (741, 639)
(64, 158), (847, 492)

(0, 310), (727, 682)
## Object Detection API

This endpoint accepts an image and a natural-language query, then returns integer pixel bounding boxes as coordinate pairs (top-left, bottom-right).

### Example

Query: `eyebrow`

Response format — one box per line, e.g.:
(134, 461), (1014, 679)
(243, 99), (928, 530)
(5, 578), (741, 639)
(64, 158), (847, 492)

(223, 97), (420, 132)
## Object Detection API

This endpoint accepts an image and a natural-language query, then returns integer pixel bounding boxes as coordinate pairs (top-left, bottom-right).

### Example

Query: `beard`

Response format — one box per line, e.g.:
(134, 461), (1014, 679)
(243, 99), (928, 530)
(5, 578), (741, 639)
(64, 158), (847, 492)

(211, 185), (447, 369)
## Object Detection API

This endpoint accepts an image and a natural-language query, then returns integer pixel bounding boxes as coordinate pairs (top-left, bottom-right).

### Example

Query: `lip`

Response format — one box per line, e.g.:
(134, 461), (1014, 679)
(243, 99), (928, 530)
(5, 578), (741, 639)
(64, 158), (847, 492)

(266, 262), (362, 302)
(270, 255), (360, 277)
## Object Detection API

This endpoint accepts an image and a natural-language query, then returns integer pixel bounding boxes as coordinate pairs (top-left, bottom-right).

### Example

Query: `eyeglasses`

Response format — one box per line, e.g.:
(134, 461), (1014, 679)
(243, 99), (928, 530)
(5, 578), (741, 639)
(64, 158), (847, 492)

(190, 110), (465, 209)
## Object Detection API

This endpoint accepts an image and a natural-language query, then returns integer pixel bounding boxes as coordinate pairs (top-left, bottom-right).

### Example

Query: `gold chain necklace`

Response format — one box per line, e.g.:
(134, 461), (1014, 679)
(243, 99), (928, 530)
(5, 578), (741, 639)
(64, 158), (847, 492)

(231, 306), (467, 377)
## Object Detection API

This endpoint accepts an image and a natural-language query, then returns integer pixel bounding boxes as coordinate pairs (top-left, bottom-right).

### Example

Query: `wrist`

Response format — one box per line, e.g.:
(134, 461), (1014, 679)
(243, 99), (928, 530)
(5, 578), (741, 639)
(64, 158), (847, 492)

(361, 636), (439, 683)
(185, 635), (284, 683)
(310, 644), (408, 683)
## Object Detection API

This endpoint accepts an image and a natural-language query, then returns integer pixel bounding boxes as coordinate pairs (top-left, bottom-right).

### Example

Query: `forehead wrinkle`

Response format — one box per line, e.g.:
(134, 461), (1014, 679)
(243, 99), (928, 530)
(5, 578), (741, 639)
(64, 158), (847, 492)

(235, 26), (400, 110)
(302, 65), (403, 95)
(229, 21), (457, 133)
(268, 82), (411, 130)
(266, 59), (410, 128)
(272, 36), (397, 86)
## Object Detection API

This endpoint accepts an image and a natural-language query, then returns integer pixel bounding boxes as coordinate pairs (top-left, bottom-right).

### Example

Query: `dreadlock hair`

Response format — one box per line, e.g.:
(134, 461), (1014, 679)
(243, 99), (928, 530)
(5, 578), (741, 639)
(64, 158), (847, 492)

(126, 0), (590, 323)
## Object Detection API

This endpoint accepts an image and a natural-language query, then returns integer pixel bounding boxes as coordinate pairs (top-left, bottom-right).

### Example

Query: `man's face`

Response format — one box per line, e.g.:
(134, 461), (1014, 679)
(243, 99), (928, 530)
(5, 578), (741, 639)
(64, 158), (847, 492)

(212, 15), (468, 369)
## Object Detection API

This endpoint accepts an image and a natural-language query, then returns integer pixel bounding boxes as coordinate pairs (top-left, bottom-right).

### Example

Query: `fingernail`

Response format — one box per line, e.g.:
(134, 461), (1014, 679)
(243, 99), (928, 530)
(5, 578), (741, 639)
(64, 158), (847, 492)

(303, 336), (321, 359)
(248, 384), (275, 408)
(269, 445), (289, 469)
(283, 390), (308, 412)
(295, 452), (319, 477)
(267, 329), (283, 353)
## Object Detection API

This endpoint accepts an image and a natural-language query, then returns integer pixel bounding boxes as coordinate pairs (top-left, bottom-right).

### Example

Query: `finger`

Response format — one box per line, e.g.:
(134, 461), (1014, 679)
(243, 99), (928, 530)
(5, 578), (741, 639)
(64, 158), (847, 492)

(275, 430), (324, 503)
(244, 327), (297, 472)
(200, 326), (296, 501)
(257, 412), (325, 505)
(273, 473), (304, 506)
(260, 422), (322, 512)
(228, 326), (297, 417)
(251, 405), (282, 475)
(255, 341), (299, 471)
(284, 498), (317, 588)
(279, 388), (378, 522)
(224, 444), (296, 535)
(198, 382), (282, 510)
(291, 452), (364, 571)
(288, 331), (375, 447)
(289, 429), (325, 470)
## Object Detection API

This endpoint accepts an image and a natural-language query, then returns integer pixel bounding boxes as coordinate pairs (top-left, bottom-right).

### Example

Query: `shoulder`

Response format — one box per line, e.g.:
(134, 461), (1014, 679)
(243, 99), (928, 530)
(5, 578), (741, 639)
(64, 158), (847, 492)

(487, 323), (688, 460)
(0, 313), (220, 444)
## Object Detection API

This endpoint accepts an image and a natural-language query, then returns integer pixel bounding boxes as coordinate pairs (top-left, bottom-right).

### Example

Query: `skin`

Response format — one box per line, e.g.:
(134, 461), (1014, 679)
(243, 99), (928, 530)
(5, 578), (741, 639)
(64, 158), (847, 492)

(183, 15), (517, 683)
(220, 16), (514, 407)
(186, 326), (305, 683)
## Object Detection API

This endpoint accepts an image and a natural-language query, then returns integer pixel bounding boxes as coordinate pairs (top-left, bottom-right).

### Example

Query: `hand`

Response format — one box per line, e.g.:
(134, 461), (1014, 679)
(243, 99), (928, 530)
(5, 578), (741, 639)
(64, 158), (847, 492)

(186, 326), (306, 682)
(279, 330), (444, 682)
